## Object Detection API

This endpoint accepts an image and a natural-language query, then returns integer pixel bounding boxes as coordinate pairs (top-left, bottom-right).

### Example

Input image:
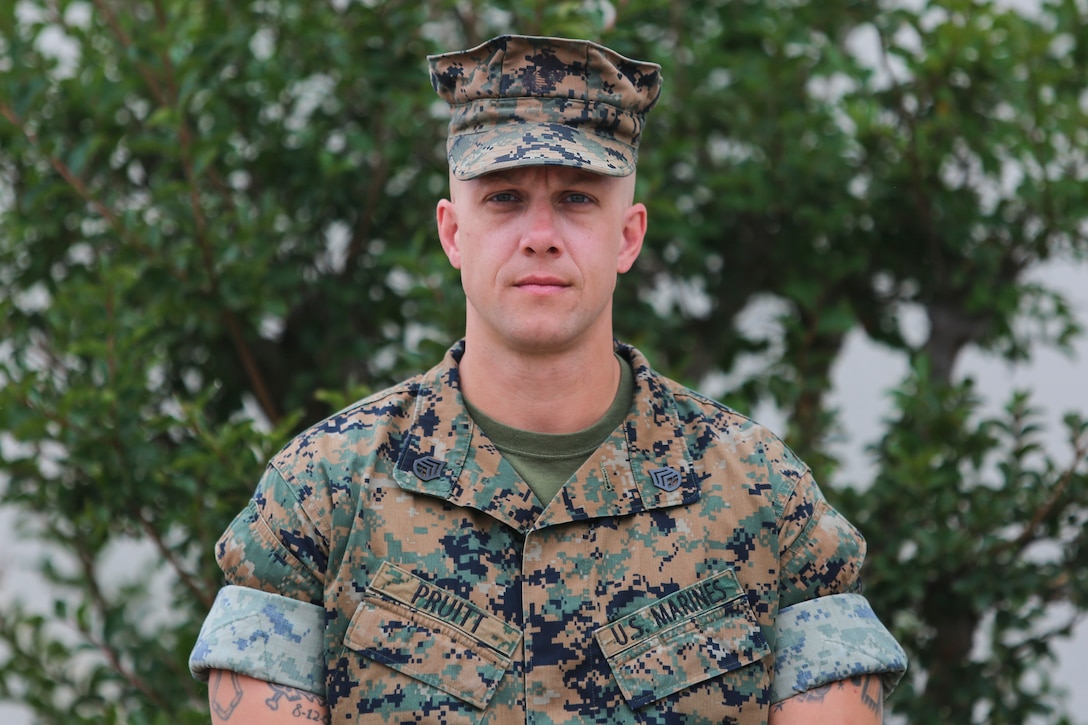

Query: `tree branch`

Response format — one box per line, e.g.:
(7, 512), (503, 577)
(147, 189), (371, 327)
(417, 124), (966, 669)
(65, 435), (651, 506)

(71, 543), (172, 710)
(86, 0), (282, 423)
(872, 18), (944, 288)
(997, 428), (1088, 556)
(134, 509), (216, 610)
(0, 102), (192, 287)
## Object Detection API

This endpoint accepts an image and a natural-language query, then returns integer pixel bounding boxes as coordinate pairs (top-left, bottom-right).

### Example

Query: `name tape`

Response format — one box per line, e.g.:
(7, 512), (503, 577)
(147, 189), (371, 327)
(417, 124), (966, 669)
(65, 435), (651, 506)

(367, 561), (522, 658)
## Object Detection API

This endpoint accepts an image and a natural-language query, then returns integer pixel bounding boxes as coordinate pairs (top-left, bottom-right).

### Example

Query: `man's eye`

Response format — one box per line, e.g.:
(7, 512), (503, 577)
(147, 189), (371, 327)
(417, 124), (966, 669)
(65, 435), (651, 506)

(564, 192), (593, 204)
(488, 191), (519, 203)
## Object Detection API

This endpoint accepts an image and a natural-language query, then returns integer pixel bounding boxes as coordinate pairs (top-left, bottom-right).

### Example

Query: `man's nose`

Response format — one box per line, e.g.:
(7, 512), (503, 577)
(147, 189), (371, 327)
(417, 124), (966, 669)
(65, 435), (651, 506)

(520, 201), (563, 256)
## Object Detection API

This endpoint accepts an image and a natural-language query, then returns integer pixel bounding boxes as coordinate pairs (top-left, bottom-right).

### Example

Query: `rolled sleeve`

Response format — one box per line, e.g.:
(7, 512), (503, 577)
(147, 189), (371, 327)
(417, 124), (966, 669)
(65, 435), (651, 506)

(771, 592), (907, 704)
(189, 585), (326, 695)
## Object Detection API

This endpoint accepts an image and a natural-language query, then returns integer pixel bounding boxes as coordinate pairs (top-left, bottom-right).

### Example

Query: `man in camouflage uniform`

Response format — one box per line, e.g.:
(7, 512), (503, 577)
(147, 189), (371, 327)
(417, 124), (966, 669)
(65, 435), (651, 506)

(189, 35), (907, 724)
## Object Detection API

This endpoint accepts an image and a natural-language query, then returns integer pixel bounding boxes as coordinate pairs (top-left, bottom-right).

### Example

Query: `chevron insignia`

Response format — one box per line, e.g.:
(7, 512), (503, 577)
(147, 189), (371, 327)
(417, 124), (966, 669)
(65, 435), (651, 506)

(649, 466), (682, 492)
(412, 455), (447, 482)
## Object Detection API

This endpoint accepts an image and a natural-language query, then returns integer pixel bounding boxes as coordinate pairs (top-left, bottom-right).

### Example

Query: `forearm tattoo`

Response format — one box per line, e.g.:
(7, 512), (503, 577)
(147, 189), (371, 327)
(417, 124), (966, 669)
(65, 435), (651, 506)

(210, 671), (329, 723)
(770, 674), (883, 715)
(266, 683), (328, 721)
(856, 675), (883, 714)
(210, 670), (244, 719)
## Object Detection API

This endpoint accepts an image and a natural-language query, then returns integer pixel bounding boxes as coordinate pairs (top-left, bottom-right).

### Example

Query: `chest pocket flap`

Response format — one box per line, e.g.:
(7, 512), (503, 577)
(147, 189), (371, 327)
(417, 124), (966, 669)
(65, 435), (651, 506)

(595, 568), (770, 709)
(344, 561), (522, 710)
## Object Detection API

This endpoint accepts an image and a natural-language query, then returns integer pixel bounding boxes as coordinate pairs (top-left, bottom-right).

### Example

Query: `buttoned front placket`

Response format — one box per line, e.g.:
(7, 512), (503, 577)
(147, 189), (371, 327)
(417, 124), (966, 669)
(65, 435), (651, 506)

(518, 360), (700, 723)
(390, 345), (705, 723)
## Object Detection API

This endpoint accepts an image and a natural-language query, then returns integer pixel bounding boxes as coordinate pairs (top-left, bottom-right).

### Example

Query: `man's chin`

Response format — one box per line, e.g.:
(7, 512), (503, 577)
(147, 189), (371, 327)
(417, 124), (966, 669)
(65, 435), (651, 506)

(503, 328), (598, 358)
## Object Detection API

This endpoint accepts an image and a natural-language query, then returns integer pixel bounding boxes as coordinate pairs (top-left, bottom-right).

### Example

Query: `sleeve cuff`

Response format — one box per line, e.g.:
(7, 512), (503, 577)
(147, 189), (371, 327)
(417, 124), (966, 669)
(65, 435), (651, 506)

(188, 585), (325, 695)
(771, 592), (908, 704)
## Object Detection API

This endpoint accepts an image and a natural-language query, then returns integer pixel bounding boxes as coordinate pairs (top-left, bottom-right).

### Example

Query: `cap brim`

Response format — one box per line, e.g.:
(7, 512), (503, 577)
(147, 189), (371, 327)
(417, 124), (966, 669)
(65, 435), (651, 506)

(448, 123), (636, 180)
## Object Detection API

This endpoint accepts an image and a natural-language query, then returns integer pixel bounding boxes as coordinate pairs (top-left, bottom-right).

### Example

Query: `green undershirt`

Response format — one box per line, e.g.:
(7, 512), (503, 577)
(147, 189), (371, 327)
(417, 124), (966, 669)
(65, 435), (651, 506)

(463, 355), (634, 505)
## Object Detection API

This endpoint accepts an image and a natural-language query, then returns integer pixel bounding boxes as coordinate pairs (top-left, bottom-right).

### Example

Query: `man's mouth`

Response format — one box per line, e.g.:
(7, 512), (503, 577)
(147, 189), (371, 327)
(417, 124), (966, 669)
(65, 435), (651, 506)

(514, 275), (570, 291)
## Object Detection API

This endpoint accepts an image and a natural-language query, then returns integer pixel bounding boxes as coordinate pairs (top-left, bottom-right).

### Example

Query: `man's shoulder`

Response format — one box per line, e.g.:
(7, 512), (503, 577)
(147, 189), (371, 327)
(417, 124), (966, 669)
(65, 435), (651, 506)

(621, 342), (809, 475)
(306, 374), (422, 438)
(270, 352), (460, 468)
(622, 342), (762, 426)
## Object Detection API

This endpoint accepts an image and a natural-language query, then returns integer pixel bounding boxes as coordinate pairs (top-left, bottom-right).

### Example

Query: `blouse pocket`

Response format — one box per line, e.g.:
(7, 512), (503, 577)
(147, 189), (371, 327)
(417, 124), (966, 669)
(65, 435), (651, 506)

(594, 568), (770, 710)
(343, 561), (522, 710)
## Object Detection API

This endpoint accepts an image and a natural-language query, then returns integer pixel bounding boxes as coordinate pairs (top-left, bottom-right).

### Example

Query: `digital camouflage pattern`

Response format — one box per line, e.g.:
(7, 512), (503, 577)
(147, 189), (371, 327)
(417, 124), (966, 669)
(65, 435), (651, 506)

(428, 35), (662, 179)
(771, 593), (907, 701)
(191, 342), (906, 724)
(190, 585), (325, 692)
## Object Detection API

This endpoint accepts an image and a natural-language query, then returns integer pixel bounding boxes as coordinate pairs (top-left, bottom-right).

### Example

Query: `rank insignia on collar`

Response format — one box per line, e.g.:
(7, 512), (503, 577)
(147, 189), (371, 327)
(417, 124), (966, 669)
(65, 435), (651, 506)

(412, 455), (447, 482)
(649, 466), (682, 492)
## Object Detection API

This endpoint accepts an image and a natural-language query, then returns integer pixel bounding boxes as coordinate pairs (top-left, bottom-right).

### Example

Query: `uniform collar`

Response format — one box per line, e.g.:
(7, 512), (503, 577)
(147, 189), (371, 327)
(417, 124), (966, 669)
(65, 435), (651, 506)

(392, 340), (699, 534)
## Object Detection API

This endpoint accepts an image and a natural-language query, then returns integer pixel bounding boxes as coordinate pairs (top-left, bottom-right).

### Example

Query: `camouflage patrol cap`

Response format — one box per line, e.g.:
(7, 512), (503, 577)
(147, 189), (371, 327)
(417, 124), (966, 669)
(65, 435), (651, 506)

(428, 35), (662, 179)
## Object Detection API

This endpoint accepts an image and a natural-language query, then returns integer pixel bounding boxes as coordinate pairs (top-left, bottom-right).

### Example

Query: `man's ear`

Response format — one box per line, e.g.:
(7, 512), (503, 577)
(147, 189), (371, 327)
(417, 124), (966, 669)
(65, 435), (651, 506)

(436, 198), (462, 269)
(617, 202), (647, 274)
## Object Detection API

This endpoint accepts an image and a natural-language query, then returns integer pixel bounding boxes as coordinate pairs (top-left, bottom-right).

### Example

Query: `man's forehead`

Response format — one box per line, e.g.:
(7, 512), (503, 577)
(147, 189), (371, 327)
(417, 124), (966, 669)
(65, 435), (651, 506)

(469, 166), (614, 187)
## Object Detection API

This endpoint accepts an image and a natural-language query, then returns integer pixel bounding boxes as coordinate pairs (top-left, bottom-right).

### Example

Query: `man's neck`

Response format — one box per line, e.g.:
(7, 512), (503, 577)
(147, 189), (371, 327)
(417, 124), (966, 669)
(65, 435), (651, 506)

(457, 337), (621, 434)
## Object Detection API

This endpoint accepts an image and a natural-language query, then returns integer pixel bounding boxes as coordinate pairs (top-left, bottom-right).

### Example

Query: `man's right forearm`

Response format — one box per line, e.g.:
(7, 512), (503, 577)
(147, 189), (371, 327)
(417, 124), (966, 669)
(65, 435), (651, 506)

(208, 670), (329, 724)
